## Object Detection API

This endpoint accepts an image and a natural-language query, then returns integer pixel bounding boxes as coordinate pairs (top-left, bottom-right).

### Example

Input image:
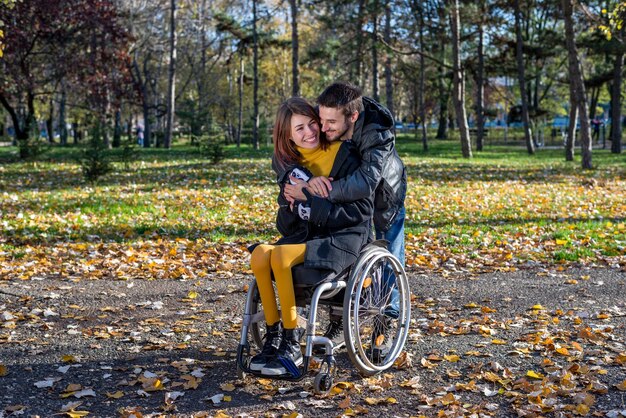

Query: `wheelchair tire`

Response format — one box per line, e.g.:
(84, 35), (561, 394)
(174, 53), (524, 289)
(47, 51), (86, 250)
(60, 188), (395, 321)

(343, 247), (411, 376)
(246, 282), (266, 350)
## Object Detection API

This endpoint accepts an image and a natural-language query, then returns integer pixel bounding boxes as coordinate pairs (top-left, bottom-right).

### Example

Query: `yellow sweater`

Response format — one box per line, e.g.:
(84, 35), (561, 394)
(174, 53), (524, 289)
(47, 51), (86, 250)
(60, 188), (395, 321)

(297, 141), (341, 177)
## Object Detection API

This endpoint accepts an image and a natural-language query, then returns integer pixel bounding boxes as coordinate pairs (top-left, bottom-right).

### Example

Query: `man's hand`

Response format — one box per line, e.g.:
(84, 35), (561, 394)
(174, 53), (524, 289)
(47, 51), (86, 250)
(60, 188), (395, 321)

(307, 176), (333, 198)
(284, 176), (308, 204)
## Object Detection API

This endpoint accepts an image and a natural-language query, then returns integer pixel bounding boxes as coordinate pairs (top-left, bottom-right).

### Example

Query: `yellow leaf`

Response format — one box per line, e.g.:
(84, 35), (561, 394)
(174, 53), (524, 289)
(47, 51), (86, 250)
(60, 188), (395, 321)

(576, 404), (590, 415)
(555, 239), (568, 245)
(555, 347), (570, 356)
(364, 397), (380, 405)
(223, 395), (232, 402)
(491, 339), (507, 345)
(106, 391), (124, 399)
(65, 411), (90, 418)
(62, 355), (77, 363)
(616, 380), (626, 391)
(526, 370), (544, 379)
(444, 354), (460, 362)
(565, 279), (578, 285)
(0, 364), (7, 376)
(220, 383), (236, 392)
(440, 393), (456, 405)
(375, 334), (385, 346)
(187, 291), (198, 299)
(463, 302), (479, 309)
(531, 304), (544, 310)
(362, 277), (372, 288)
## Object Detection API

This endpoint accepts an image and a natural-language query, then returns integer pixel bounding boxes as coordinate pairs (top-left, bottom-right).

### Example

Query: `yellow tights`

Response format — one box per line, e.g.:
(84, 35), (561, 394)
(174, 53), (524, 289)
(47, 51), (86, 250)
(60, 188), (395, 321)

(250, 243), (306, 329)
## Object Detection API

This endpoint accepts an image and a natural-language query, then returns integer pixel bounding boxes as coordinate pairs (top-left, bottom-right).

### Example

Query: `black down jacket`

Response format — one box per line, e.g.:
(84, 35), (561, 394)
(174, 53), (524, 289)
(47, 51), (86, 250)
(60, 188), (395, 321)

(327, 97), (407, 232)
(274, 141), (373, 274)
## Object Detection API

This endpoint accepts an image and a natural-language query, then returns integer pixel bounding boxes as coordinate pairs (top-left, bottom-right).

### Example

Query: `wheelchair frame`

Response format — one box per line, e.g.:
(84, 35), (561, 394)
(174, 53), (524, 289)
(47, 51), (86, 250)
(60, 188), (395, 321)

(236, 240), (411, 394)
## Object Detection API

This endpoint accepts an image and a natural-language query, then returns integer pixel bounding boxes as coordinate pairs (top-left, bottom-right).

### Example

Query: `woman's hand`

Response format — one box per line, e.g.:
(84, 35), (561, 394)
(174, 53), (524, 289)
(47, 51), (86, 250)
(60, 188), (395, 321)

(306, 176), (333, 198)
(284, 177), (308, 204)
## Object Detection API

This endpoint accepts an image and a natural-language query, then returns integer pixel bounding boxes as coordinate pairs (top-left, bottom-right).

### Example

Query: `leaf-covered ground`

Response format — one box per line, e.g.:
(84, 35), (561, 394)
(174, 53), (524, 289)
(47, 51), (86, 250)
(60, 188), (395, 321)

(1, 266), (624, 417)
(1, 139), (625, 417)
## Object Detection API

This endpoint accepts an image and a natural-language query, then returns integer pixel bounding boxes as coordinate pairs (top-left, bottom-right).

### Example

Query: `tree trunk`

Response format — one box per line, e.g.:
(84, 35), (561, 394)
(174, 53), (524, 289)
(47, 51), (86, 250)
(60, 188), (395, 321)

(565, 98), (577, 161)
(252, 0), (259, 150)
(448, 0), (471, 158)
(384, 0), (393, 117)
(418, 2), (427, 149)
(164, 0), (177, 149)
(198, 0), (208, 134)
(237, 54), (243, 147)
(514, 0), (535, 154)
(371, 0), (379, 102)
(46, 97), (54, 144)
(59, 80), (68, 146)
(610, 51), (623, 154)
(113, 109), (122, 148)
(353, 0), (366, 86)
(475, 19), (485, 151)
(563, 0), (592, 169)
(289, 0), (300, 97)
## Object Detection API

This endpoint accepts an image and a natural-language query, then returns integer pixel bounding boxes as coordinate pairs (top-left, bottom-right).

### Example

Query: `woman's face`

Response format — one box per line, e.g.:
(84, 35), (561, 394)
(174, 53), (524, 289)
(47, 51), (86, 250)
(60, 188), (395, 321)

(290, 113), (320, 149)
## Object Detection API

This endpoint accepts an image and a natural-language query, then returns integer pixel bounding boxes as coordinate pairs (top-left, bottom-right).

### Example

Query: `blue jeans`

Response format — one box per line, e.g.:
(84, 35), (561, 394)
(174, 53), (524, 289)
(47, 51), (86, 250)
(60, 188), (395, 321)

(375, 206), (405, 319)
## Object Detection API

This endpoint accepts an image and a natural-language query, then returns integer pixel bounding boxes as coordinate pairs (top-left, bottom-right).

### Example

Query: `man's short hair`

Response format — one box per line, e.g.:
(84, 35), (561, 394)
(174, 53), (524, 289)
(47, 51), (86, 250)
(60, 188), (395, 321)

(317, 82), (364, 117)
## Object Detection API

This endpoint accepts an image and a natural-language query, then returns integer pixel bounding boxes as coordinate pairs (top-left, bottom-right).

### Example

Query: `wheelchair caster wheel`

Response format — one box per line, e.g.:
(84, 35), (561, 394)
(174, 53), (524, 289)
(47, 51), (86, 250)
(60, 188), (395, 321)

(313, 373), (333, 395)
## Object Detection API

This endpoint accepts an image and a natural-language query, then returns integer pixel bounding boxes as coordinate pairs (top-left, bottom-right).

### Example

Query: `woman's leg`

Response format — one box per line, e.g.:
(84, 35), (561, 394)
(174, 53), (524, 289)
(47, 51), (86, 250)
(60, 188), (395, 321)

(261, 243), (307, 376)
(250, 244), (280, 326)
(269, 244), (306, 329)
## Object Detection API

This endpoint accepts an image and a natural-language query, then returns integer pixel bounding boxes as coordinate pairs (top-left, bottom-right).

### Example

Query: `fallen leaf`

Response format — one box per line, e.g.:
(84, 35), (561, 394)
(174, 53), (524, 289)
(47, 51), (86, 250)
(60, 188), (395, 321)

(526, 370), (544, 379)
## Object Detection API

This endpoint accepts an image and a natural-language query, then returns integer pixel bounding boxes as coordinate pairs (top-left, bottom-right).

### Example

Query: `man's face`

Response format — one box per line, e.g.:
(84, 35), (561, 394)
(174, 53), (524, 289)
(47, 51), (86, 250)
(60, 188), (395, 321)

(319, 106), (356, 141)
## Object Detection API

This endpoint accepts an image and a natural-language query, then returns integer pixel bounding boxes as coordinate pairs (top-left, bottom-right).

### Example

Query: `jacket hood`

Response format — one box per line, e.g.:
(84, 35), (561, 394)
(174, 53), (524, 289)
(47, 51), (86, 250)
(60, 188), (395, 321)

(353, 96), (394, 138)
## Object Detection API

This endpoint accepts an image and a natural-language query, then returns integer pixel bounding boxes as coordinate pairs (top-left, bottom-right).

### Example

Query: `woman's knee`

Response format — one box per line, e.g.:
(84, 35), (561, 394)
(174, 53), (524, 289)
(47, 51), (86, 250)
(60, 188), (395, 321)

(250, 244), (273, 272)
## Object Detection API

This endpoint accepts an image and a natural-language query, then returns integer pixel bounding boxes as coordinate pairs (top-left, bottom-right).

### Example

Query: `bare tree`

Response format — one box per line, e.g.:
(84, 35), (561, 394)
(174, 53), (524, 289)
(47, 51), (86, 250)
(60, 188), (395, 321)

(448, 0), (471, 158)
(384, 0), (393, 116)
(513, 0), (535, 155)
(288, 0), (299, 97)
(163, 0), (177, 149)
(562, 0), (592, 169)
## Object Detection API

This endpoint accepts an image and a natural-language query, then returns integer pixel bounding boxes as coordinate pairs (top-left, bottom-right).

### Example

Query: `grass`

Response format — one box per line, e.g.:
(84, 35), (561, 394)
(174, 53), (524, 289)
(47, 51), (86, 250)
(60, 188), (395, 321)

(0, 135), (624, 278)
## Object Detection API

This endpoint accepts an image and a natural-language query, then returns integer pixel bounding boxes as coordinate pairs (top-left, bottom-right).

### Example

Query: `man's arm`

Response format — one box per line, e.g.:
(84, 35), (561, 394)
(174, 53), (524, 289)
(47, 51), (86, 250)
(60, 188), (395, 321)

(328, 130), (394, 203)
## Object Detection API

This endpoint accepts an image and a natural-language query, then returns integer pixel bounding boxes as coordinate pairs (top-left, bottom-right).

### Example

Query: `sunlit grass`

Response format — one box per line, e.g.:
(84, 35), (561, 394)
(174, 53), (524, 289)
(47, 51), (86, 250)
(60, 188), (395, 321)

(0, 137), (624, 274)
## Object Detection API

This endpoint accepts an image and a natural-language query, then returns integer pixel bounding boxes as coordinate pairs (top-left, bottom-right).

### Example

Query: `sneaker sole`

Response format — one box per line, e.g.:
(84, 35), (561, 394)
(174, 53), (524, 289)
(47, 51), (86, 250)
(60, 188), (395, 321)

(249, 362), (266, 371)
(261, 357), (303, 376)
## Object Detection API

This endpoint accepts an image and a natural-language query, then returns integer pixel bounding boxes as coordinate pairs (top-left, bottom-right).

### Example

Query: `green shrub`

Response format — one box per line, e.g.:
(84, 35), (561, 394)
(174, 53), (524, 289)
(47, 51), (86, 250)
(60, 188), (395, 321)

(79, 125), (112, 182)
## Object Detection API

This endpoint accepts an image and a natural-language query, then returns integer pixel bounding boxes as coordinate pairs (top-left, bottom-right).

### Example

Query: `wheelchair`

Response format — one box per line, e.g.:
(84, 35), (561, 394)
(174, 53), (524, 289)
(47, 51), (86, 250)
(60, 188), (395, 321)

(236, 240), (411, 394)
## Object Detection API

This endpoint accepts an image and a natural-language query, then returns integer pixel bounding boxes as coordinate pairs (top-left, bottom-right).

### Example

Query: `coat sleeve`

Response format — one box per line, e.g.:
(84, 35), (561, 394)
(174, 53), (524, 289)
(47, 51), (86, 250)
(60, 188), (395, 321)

(327, 130), (394, 203)
(275, 182), (303, 237)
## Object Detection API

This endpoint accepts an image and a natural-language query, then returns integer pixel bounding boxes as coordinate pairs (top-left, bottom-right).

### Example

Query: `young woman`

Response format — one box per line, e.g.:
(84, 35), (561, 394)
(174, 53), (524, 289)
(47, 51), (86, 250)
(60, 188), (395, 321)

(249, 97), (373, 376)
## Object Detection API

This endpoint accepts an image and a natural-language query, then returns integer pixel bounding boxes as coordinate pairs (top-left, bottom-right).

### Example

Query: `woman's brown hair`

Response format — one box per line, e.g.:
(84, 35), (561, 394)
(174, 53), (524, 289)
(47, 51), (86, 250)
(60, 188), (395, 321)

(273, 97), (329, 170)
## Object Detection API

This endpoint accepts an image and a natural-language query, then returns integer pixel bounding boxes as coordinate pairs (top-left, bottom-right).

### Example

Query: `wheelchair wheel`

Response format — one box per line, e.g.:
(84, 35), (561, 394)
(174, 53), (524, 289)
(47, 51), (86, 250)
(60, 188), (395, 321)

(343, 247), (411, 376)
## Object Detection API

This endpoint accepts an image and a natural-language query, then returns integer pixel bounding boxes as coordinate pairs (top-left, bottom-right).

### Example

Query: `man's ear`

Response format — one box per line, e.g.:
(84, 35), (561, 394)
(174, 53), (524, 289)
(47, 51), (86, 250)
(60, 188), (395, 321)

(350, 111), (359, 123)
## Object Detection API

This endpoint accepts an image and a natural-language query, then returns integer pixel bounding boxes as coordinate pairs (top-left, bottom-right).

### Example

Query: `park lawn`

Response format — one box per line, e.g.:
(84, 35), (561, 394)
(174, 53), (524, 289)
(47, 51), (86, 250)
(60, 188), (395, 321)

(0, 137), (624, 282)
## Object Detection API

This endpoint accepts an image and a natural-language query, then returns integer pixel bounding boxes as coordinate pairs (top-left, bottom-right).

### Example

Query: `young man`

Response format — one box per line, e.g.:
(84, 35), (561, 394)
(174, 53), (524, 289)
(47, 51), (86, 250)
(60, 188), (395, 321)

(283, 82), (407, 351)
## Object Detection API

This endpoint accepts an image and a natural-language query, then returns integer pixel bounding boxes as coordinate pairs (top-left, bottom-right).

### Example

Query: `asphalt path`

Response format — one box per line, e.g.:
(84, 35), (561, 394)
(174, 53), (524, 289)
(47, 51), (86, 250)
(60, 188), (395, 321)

(1, 265), (625, 417)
